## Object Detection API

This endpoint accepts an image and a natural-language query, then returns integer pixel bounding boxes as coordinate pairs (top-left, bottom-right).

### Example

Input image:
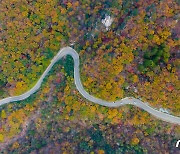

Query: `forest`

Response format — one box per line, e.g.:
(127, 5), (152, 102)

(0, 0), (179, 153)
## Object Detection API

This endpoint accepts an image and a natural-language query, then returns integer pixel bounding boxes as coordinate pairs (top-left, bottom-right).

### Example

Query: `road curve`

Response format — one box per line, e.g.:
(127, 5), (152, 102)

(0, 47), (180, 125)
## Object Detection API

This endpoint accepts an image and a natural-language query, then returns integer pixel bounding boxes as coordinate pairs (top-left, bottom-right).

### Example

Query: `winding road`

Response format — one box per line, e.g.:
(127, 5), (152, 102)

(0, 47), (180, 125)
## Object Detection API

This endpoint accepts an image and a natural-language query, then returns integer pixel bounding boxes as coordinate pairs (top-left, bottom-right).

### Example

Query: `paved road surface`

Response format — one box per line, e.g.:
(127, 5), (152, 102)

(0, 47), (179, 125)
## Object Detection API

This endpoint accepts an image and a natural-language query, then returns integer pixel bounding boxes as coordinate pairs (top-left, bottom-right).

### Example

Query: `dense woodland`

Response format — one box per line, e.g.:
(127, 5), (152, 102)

(0, 0), (179, 153)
